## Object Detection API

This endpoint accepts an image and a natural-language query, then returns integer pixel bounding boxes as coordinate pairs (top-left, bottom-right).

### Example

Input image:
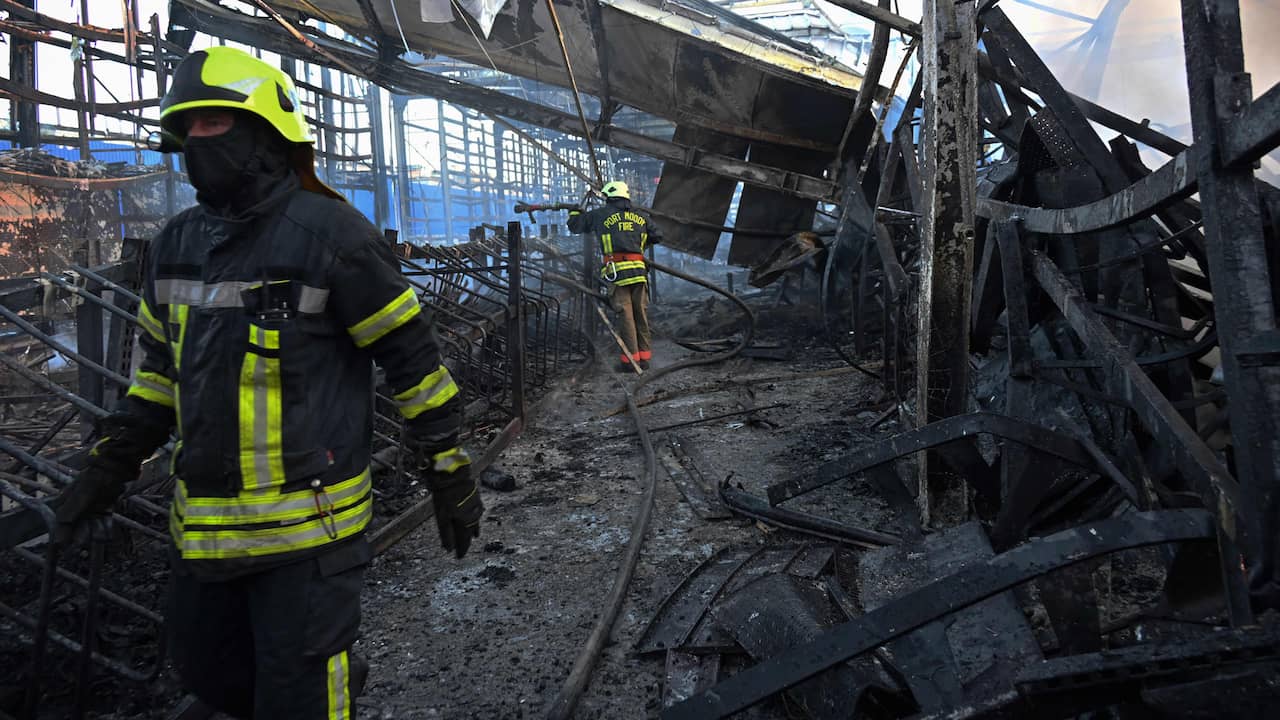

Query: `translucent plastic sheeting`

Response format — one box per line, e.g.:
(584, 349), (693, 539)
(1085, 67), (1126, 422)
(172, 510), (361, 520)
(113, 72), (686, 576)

(818, 0), (1279, 181)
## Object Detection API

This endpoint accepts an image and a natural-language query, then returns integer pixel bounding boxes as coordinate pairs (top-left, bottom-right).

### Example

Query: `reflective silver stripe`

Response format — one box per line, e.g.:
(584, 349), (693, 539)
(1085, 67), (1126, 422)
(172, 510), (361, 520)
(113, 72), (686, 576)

(432, 446), (471, 473)
(392, 366), (457, 417)
(176, 497), (372, 558)
(297, 285), (330, 313)
(154, 279), (329, 312)
(328, 652), (349, 719)
(128, 371), (176, 407)
(348, 290), (420, 347)
(137, 301), (165, 341)
(178, 470), (372, 524)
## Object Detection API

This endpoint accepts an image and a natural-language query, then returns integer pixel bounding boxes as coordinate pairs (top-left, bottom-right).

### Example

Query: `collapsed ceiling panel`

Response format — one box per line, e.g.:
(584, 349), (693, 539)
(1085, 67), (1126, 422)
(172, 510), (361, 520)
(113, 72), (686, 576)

(728, 142), (827, 266)
(651, 125), (749, 260)
(267, 0), (864, 145)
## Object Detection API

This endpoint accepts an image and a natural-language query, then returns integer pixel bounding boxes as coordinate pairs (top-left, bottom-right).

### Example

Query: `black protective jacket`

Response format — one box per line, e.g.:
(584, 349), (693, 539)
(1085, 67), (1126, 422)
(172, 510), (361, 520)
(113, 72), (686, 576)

(567, 198), (662, 287)
(113, 179), (461, 578)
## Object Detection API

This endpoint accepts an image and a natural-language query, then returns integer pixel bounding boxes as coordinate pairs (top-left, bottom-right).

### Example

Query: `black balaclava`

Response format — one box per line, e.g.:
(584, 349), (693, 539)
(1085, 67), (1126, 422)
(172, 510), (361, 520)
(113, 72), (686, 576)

(182, 110), (293, 216)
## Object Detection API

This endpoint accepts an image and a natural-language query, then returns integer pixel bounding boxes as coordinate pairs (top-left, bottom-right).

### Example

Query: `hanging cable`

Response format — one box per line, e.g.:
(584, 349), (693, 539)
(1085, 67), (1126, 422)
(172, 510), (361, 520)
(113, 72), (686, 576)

(543, 0), (605, 185)
(249, 0), (364, 77)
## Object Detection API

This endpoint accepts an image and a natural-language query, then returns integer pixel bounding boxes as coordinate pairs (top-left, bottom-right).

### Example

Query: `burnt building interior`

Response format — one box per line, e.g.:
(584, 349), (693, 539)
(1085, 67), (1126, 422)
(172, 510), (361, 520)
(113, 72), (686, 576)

(2, 0), (1280, 718)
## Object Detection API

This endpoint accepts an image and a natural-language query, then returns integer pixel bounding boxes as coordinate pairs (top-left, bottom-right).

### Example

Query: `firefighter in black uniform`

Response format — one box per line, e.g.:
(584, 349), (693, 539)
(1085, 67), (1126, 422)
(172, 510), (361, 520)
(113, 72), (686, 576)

(567, 181), (663, 371)
(54, 47), (482, 718)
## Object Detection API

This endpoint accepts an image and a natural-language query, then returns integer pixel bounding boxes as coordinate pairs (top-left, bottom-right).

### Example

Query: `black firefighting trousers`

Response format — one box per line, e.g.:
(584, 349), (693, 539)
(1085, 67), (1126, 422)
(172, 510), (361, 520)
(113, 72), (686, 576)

(166, 542), (369, 719)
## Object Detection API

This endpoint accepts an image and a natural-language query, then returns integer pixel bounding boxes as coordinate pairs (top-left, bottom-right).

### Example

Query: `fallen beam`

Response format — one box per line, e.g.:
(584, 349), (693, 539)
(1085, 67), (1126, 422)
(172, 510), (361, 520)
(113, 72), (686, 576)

(662, 509), (1216, 719)
(766, 412), (1133, 506)
(824, 0), (922, 37)
(977, 150), (1198, 234)
(719, 482), (900, 548)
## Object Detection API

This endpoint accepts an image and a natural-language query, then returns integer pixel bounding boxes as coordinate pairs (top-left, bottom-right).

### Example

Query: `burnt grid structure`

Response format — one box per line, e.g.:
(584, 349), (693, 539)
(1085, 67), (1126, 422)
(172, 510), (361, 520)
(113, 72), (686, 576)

(1, 0), (1280, 718)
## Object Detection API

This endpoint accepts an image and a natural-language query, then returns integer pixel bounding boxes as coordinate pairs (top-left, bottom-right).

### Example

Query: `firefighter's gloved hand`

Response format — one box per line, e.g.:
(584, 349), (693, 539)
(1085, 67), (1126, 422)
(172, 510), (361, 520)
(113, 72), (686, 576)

(54, 464), (128, 545)
(418, 446), (483, 558)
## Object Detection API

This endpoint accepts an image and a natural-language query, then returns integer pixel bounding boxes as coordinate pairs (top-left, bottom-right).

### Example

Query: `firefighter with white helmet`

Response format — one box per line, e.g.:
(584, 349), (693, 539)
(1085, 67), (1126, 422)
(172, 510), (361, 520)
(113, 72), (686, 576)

(568, 180), (664, 371)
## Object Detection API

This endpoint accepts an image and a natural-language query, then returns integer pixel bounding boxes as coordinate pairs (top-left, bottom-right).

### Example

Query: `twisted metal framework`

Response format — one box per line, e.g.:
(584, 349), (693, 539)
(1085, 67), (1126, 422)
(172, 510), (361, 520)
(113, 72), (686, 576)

(0, 225), (595, 718)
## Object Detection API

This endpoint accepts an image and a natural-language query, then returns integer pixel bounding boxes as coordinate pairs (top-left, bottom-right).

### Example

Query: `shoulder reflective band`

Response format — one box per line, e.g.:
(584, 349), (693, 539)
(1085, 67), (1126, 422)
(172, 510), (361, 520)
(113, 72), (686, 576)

(393, 365), (459, 419)
(127, 369), (176, 409)
(137, 299), (166, 342)
(327, 651), (351, 720)
(154, 278), (329, 312)
(239, 324), (284, 491)
(172, 494), (372, 559)
(347, 287), (421, 348)
(173, 469), (372, 525)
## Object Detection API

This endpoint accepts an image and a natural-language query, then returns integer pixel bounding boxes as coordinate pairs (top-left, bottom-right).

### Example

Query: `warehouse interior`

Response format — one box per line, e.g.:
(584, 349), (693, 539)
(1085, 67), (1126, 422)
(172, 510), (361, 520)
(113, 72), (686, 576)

(3, 0), (1280, 718)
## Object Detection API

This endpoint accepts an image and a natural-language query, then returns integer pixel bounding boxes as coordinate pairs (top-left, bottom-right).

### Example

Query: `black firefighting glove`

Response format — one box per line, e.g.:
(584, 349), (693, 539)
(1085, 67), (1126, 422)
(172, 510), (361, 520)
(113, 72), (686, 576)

(55, 412), (167, 544)
(404, 433), (483, 558)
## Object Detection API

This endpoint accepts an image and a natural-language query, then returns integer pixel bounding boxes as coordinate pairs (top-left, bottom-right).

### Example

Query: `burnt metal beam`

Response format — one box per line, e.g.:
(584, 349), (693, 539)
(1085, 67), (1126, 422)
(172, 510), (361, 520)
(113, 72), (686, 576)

(766, 412), (1136, 506)
(0, 72), (159, 126)
(1222, 81), (1280, 169)
(825, 0), (922, 37)
(1016, 624), (1280, 696)
(7, 0), (38, 147)
(1030, 249), (1252, 622)
(977, 150), (1197, 233)
(662, 510), (1216, 719)
(916, 0), (978, 525)
(718, 483), (900, 549)
(172, 0), (837, 201)
(1180, 0), (1280, 612)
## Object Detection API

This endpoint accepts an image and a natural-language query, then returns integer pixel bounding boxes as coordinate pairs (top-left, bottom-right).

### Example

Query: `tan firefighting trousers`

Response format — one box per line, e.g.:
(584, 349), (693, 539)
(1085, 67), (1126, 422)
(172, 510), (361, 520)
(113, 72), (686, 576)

(611, 283), (651, 365)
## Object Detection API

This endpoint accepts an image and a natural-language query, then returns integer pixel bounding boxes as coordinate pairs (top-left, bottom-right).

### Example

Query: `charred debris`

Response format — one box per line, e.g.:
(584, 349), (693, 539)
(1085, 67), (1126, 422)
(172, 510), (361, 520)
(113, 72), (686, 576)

(3, 0), (1280, 718)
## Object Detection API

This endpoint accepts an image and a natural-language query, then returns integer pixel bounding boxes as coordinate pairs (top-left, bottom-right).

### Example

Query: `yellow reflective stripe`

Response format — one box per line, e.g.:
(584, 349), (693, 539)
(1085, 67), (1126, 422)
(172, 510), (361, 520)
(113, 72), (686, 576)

(177, 470), (372, 525)
(641, 232), (648, 250)
(347, 288), (421, 348)
(238, 326), (284, 491)
(170, 305), (189, 436)
(328, 651), (350, 720)
(176, 497), (372, 559)
(600, 232), (613, 255)
(127, 370), (176, 409)
(393, 365), (459, 420)
(611, 261), (646, 272)
(614, 276), (647, 286)
(137, 299), (165, 342)
(169, 496), (183, 544)
(431, 446), (472, 474)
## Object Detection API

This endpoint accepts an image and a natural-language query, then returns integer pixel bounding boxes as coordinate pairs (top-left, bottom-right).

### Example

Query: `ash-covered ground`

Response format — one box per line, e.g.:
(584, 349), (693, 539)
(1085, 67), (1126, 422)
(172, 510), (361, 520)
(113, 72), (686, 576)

(354, 285), (907, 719)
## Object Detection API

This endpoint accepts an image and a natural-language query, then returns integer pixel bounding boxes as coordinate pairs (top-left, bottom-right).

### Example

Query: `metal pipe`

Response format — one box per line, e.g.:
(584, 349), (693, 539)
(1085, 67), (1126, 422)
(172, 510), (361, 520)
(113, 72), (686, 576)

(543, 0), (603, 184)
(0, 304), (129, 388)
(69, 263), (142, 304)
(40, 272), (139, 324)
(0, 352), (109, 418)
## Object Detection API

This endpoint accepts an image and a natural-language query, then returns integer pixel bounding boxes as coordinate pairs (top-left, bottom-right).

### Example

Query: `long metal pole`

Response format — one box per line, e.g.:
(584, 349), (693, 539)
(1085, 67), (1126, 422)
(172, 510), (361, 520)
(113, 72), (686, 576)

(543, 0), (604, 185)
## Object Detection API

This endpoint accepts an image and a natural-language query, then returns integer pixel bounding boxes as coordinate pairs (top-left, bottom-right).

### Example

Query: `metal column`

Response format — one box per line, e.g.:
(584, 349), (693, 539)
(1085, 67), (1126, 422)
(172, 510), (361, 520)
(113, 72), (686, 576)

(507, 221), (527, 421)
(915, 0), (978, 526)
(1180, 0), (1280, 611)
(392, 94), (412, 238)
(9, 0), (39, 148)
(367, 84), (390, 230)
